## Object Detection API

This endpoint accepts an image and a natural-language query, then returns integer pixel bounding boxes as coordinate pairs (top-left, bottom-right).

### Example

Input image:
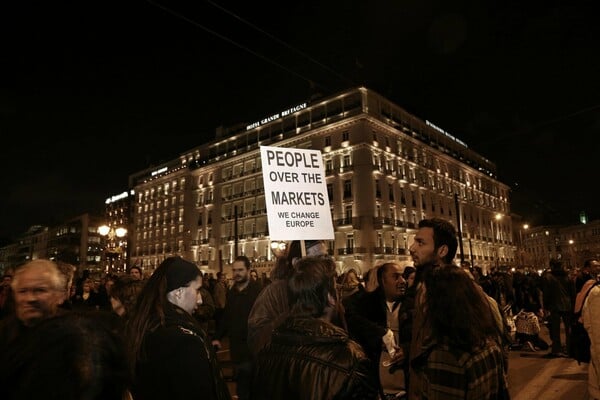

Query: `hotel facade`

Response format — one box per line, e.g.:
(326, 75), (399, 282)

(128, 86), (514, 276)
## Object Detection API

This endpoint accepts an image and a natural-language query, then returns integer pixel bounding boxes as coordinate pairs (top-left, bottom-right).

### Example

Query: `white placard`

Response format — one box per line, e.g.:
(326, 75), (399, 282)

(260, 145), (334, 240)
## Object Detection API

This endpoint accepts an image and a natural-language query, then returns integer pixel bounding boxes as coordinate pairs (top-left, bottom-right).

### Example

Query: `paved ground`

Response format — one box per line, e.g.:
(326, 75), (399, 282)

(217, 322), (591, 399)
(509, 349), (589, 400)
(508, 322), (590, 400)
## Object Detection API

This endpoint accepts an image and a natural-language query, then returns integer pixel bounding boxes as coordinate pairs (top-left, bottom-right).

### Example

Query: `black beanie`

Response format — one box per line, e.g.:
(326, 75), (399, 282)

(163, 257), (200, 292)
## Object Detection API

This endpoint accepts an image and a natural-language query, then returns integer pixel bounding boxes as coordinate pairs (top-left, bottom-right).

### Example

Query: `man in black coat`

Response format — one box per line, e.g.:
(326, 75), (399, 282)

(212, 256), (261, 400)
(344, 262), (413, 398)
(541, 259), (574, 357)
(0, 259), (68, 353)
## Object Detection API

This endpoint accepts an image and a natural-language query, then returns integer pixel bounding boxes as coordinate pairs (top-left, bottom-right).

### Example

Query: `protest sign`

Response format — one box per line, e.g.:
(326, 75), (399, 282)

(260, 145), (334, 240)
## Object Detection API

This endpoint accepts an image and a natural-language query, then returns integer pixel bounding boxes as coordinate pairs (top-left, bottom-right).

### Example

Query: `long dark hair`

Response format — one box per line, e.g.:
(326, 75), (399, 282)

(425, 265), (498, 351)
(110, 275), (145, 317)
(123, 257), (198, 376)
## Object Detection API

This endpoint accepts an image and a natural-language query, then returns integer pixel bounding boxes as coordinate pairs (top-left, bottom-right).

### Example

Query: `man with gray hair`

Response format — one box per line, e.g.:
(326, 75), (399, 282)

(0, 259), (67, 352)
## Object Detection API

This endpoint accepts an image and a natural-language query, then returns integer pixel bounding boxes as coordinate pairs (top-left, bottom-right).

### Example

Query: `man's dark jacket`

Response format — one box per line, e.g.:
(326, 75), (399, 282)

(214, 280), (261, 363)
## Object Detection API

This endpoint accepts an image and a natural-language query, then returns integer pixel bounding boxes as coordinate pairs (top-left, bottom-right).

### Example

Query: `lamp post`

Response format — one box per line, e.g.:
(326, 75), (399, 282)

(98, 225), (128, 275)
(490, 213), (503, 269)
(519, 224), (529, 267)
(568, 239), (575, 269)
(463, 223), (476, 268)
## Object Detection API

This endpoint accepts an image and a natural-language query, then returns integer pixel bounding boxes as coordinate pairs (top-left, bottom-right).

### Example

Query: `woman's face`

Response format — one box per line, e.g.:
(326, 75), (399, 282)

(171, 276), (203, 314)
(407, 271), (416, 287)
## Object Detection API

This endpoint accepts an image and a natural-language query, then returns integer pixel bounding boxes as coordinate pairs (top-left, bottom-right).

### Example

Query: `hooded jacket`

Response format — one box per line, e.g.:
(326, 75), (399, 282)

(251, 315), (379, 400)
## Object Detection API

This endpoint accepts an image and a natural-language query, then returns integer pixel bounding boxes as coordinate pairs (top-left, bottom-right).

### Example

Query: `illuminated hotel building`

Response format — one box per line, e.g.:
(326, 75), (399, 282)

(129, 86), (514, 275)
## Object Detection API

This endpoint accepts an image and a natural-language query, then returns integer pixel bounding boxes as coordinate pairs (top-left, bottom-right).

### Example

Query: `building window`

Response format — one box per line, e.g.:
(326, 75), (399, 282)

(326, 159), (333, 173)
(346, 233), (354, 250)
(345, 205), (352, 220)
(342, 130), (349, 141)
(325, 136), (331, 146)
(344, 180), (352, 198)
(343, 154), (351, 167)
(327, 183), (333, 201)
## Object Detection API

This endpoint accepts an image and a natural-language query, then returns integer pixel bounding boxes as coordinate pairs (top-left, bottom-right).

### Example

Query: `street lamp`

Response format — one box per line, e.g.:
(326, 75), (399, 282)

(490, 213), (503, 269)
(98, 225), (128, 274)
(569, 239), (575, 268)
(519, 224), (529, 267)
(270, 241), (287, 259)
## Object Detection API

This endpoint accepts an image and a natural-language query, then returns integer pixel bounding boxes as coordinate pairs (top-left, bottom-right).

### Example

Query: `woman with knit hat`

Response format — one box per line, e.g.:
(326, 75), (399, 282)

(124, 256), (231, 400)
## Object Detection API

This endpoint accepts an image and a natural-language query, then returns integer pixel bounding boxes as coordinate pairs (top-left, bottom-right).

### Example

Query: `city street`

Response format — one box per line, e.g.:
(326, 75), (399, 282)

(217, 322), (591, 399)
(508, 323), (589, 400)
(509, 349), (588, 400)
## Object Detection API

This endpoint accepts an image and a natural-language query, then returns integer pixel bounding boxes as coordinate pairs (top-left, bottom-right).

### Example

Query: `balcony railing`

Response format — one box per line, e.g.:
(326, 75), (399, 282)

(337, 247), (367, 255)
(374, 247), (394, 254)
(335, 218), (353, 226)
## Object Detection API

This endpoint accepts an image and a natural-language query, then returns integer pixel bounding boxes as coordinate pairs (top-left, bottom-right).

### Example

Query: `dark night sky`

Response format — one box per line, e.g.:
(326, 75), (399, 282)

(1, 0), (599, 243)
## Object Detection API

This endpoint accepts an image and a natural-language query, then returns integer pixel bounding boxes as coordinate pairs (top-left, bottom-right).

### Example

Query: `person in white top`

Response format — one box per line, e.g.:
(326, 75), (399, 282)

(582, 261), (600, 400)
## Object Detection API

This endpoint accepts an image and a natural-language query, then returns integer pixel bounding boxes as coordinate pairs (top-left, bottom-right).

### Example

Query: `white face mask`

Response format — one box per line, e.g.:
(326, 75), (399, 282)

(168, 276), (203, 314)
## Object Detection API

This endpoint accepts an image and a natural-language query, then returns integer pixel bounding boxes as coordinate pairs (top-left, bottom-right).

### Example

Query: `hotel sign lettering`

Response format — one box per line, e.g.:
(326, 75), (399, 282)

(246, 103), (307, 130)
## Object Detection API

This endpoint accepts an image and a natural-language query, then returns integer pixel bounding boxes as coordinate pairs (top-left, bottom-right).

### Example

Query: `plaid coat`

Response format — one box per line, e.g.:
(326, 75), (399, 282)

(415, 339), (507, 400)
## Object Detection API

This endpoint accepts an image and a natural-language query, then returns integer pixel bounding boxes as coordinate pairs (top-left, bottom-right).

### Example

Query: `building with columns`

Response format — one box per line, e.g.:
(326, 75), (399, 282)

(128, 86), (514, 276)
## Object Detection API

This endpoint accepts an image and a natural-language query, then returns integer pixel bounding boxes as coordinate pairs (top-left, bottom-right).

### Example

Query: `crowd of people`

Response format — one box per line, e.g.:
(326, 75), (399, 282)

(0, 218), (598, 400)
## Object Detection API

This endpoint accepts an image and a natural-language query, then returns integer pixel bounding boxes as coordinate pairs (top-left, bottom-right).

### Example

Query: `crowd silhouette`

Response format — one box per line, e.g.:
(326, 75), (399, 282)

(0, 223), (598, 400)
